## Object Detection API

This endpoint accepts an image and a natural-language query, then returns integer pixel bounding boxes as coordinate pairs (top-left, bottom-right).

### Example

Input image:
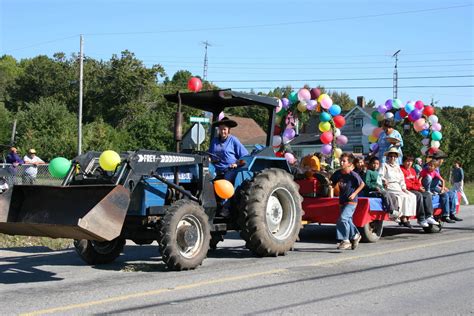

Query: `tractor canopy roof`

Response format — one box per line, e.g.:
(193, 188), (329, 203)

(164, 89), (279, 114)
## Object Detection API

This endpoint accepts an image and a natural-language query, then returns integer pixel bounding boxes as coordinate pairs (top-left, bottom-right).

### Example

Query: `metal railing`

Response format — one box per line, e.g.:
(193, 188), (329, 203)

(0, 163), (63, 186)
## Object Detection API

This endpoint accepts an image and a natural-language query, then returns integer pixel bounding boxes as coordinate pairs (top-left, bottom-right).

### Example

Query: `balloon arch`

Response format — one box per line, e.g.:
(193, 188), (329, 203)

(272, 88), (348, 164)
(361, 99), (442, 157)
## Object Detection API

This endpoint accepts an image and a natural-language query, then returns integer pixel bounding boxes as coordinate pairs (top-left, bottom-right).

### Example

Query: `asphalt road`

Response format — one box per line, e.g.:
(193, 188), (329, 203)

(1, 206), (473, 315)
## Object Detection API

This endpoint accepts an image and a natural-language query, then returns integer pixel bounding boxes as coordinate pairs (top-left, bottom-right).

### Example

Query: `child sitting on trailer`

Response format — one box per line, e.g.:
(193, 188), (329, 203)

(362, 156), (400, 221)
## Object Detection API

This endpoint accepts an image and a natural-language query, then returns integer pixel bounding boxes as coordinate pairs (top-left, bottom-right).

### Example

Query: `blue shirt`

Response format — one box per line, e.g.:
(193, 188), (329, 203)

(209, 135), (248, 173)
(377, 129), (403, 164)
(330, 170), (363, 204)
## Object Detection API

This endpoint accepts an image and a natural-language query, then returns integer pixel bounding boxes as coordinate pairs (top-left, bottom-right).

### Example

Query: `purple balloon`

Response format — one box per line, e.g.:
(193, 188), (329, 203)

(336, 135), (348, 145)
(283, 128), (295, 140)
(321, 144), (332, 155)
(409, 109), (422, 120)
(377, 104), (388, 114)
(385, 99), (393, 109)
(281, 98), (290, 109)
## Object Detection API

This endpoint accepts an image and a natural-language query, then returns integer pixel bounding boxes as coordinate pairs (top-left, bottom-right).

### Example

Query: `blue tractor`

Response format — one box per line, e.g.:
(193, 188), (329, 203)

(0, 90), (303, 271)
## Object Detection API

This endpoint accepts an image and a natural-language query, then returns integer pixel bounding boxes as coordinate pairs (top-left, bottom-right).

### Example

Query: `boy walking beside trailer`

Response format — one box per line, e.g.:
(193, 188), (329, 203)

(330, 153), (365, 250)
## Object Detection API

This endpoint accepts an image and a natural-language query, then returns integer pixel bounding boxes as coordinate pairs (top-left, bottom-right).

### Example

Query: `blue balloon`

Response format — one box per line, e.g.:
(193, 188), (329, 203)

(405, 102), (415, 114)
(320, 111), (332, 122)
(329, 104), (341, 116)
(394, 111), (402, 121)
(420, 129), (430, 137)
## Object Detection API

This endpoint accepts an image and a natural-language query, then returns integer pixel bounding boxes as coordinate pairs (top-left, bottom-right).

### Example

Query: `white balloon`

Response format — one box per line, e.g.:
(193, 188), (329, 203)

(421, 146), (428, 155)
(272, 135), (282, 147)
(384, 112), (394, 119)
(431, 140), (440, 148)
(362, 124), (376, 136)
(334, 128), (341, 137)
(428, 115), (439, 124)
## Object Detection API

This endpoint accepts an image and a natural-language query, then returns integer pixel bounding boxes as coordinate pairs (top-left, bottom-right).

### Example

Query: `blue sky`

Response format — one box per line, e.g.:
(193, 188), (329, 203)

(1, 0), (473, 107)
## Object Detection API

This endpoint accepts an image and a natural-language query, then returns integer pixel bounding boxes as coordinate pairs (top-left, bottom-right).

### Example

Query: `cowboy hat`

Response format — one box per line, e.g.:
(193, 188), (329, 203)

(383, 147), (400, 157)
(212, 117), (238, 128)
(428, 149), (448, 159)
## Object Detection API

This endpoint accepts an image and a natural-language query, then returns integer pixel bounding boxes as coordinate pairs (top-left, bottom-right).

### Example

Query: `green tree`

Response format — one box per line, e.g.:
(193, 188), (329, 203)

(0, 55), (22, 105)
(7, 54), (76, 112)
(15, 97), (77, 160)
(0, 103), (12, 145)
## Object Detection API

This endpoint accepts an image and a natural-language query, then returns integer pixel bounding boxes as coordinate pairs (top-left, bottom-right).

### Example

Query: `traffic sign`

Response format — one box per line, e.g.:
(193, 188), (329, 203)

(190, 116), (210, 124)
(190, 123), (206, 148)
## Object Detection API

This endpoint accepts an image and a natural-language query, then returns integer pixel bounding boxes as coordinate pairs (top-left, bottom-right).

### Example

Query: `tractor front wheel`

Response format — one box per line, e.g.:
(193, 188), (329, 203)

(74, 237), (125, 265)
(239, 168), (302, 257)
(159, 200), (211, 271)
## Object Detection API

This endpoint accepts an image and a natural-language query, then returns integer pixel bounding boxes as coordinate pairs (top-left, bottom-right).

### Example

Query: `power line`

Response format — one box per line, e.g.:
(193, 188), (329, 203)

(208, 75), (474, 83)
(224, 85), (474, 90)
(203, 64), (474, 70)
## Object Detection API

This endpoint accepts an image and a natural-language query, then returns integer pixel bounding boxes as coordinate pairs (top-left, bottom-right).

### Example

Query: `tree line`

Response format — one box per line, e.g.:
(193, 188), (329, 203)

(0, 51), (472, 180)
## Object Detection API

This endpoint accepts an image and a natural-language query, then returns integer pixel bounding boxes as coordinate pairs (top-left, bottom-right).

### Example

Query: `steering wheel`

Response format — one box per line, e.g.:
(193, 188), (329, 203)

(193, 150), (221, 162)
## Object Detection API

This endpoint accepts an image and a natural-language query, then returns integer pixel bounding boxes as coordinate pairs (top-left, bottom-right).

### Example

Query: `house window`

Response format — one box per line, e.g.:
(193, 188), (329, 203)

(353, 118), (363, 128)
(353, 145), (363, 154)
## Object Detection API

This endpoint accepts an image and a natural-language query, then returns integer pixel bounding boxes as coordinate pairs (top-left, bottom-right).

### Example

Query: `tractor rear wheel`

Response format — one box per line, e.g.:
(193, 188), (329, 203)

(74, 237), (125, 265)
(159, 200), (210, 271)
(239, 168), (302, 257)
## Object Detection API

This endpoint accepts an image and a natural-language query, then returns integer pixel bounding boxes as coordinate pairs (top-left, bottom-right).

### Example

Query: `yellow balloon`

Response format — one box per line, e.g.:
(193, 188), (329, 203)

(99, 150), (121, 171)
(317, 93), (328, 103)
(214, 179), (235, 199)
(334, 148), (342, 158)
(368, 135), (378, 143)
(275, 116), (282, 124)
(318, 121), (331, 132)
(297, 101), (307, 112)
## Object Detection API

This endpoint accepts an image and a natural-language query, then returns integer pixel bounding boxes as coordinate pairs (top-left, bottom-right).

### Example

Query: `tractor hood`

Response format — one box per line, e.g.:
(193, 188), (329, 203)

(164, 89), (279, 114)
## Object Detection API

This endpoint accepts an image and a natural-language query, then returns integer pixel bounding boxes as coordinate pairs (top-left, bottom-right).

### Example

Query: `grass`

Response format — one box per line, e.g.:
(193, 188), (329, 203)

(463, 182), (474, 204)
(0, 234), (72, 250)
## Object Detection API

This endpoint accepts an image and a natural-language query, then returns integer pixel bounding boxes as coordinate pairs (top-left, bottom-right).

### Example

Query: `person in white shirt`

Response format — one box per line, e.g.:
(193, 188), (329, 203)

(22, 149), (45, 184)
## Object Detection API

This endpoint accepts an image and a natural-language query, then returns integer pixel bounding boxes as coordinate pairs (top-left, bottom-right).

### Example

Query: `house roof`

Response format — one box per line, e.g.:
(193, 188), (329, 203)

(343, 105), (374, 120)
(227, 115), (267, 145)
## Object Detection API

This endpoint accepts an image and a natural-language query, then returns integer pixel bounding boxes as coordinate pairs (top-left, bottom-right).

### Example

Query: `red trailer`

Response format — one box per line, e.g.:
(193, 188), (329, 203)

(296, 178), (461, 242)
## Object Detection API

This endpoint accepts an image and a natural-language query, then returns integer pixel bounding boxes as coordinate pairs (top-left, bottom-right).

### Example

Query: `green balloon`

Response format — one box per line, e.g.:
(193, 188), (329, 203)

(431, 131), (442, 141)
(371, 111), (380, 120)
(288, 91), (298, 103)
(48, 157), (71, 178)
(371, 118), (379, 126)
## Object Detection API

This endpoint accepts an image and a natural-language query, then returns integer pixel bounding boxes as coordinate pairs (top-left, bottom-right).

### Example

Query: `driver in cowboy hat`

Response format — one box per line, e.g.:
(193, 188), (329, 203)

(209, 117), (248, 181)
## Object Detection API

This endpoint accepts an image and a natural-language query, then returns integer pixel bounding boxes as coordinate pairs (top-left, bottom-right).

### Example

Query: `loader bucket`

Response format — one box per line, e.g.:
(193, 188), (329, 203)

(0, 185), (130, 241)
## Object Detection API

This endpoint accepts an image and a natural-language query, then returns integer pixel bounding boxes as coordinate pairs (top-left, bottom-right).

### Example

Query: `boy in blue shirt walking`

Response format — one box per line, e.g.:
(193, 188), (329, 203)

(330, 153), (365, 250)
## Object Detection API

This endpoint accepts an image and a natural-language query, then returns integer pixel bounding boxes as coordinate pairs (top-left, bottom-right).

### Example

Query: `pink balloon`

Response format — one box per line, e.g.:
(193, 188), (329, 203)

(431, 123), (442, 131)
(415, 100), (424, 110)
(276, 99), (282, 113)
(297, 88), (311, 101)
(320, 96), (333, 109)
(336, 135), (348, 145)
(218, 112), (225, 121)
(284, 152), (296, 164)
(413, 118), (426, 132)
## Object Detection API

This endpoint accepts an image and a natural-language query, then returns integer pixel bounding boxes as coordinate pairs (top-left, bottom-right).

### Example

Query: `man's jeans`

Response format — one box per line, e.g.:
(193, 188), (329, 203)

(422, 175), (457, 216)
(336, 203), (358, 241)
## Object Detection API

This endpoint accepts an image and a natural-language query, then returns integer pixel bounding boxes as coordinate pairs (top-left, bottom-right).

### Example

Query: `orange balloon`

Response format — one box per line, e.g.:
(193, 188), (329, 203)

(214, 179), (235, 199)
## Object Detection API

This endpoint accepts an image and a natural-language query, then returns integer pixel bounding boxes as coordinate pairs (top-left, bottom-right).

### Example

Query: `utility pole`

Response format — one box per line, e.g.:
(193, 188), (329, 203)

(392, 50), (401, 99)
(202, 40), (212, 81)
(78, 34), (84, 156)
